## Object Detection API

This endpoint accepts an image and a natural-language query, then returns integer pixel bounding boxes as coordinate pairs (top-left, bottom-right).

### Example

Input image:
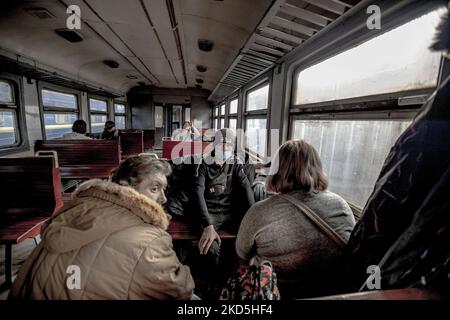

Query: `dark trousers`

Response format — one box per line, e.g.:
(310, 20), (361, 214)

(175, 238), (239, 300)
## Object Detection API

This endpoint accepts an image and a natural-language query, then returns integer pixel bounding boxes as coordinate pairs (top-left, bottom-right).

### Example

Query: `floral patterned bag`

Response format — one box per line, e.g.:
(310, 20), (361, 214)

(219, 261), (281, 300)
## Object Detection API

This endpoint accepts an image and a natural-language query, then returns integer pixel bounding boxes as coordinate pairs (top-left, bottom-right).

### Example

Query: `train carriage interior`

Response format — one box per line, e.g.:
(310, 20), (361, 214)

(0, 0), (449, 301)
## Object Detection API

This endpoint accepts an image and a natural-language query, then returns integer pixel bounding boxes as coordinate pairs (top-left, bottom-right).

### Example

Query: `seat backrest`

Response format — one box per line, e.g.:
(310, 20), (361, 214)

(0, 156), (63, 219)
(120, 131), (144, 158)
(143, 130), (155, 149)
(34, 139), (120, 179)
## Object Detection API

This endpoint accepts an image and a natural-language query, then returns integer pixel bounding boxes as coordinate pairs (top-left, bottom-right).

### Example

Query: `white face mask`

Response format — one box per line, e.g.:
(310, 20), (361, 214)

(215, 149), (233, 161)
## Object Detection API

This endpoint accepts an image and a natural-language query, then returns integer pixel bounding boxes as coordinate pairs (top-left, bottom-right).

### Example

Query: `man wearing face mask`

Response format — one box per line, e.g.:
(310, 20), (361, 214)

(190, 128), (255, 298)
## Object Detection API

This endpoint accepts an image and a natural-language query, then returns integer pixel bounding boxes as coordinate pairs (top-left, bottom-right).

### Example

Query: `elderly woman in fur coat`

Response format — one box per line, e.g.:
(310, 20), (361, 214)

(9, 155), (195, 300)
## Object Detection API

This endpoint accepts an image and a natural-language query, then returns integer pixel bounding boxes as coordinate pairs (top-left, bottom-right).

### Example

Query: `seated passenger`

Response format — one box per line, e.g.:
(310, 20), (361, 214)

(9, 155), (195, 300)
(61, 120), (91, 140)
(236, 140), (355, 299)
(183, 128), (254, 298)
(101, 120), (119, 139)
(172, 121), (197, 141)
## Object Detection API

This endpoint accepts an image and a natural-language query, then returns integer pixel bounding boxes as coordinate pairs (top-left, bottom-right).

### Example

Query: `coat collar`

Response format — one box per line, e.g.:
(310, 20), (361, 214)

(72, 179), (170, 230)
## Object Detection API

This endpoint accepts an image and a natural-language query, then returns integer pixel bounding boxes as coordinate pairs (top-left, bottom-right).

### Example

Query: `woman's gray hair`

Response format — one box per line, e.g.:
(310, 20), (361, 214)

(111, 155), (171, 188)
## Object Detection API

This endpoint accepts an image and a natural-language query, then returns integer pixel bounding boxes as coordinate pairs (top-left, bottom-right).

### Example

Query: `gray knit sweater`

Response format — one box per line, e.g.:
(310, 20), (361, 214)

(236, 190), (356, 298)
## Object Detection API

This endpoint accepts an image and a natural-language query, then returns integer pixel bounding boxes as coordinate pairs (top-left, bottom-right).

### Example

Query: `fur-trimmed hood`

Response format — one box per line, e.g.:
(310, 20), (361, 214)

(43, 179), (170, 253)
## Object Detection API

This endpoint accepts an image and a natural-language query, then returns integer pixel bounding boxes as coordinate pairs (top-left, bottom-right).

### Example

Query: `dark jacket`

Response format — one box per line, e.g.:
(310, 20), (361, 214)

(347, 74), (450, 290)
(101, 129), (116, 140)
(193, 154), (255, 229)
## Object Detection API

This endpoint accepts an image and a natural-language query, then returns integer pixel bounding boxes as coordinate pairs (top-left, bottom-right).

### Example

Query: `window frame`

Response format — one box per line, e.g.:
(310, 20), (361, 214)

(0, 74), (28, 154)
(88, 95), (110, 133)
(114, 101), (127, 130)
(38, 82), (82, 140)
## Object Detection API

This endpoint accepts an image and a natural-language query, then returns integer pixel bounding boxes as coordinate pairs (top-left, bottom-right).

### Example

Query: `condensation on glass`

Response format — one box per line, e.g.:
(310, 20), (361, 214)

(246, 118), (267, 156)
(294, 9), (444, 106)
(246, 84), (269, 111)
(292, 120), (412, 208)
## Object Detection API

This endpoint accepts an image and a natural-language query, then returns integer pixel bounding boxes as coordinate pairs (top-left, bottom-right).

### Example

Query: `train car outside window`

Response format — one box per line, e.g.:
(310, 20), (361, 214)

(114, 102), (126, 129)
(294, 9), (443, 106)
(289, 8), (444, 209)
(41, 88), (79, 139)
(291, 119), (411, 208)
(245, 83), (269, 157)
(89, 97), (109, 133)
(0, 80), (19, 147)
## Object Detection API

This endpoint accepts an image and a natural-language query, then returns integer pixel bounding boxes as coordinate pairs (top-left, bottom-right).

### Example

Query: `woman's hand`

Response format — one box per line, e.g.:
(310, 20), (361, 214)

(199, 225), (221, 255)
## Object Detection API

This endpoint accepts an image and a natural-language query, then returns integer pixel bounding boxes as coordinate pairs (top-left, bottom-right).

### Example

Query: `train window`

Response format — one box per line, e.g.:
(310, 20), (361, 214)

(89, 97), (109, 133)
(246, 118), (267, 157)
(214, 107), (218, 117)
(220, 104), (225, 116)
(228, 118), (237, 131)
(0, 111), (17, 147)
(229, 98), (238, 114)
(114, 103), (126, 129)
(0, 80), (19, 148)
(185, 107), (191, 121)
(41, 88), (79, 139)
(214, 118), (218, 130)
(292, 119), (411, 208)
(89, 98), (108, 112)
(0, 81), (13, 103)
(294, 9), (443, 106)
(44, 113), (77, 140)
(220, 118), (225, 129)
(246, 84), (269, 111)
(91, 114), (108, 133)
(42, 89), (77, 110)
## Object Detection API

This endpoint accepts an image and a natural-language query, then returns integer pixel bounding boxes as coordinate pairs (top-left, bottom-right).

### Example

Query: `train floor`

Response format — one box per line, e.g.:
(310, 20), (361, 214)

(0, 238), (37, 299)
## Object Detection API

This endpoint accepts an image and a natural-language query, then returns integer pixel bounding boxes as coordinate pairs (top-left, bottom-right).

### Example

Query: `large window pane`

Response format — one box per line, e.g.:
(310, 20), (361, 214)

(246, 84), (269, 111)
(292, 119), (411, 208)
(114, 103), (125, 114)
(230, 99), (238, 114)
(115, 116), (125, 129)
(0, 81), (13, 103)
(214, 107), (218, 117)
(294, 9), (443, 105)
(220, 118), (225, 129)
(229, 118), (237, 131)
(246, 118), (267, 156)
(91, 115), (107, 133)
(0, 111), (17, 146)
(185, 108), (191, 121)
(44, 113), (77, 139)
(220, 104), (225, 116)
(89, 98), (108, 112)
(42, 89), (77, 110)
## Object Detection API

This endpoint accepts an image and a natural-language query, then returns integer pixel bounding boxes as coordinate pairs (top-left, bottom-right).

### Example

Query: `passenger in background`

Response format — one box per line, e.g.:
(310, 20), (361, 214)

(172, 121), (194, 141)
(188, 128), (254, 298)
(236, 139), (355, 299)
(9, 155), (195, 300)
(61, 120), (91, 140)
(101, 120), (119, 139)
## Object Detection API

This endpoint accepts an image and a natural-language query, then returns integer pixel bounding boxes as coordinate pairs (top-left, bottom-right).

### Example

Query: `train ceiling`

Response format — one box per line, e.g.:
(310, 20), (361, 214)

(0, 0), (363, 100)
